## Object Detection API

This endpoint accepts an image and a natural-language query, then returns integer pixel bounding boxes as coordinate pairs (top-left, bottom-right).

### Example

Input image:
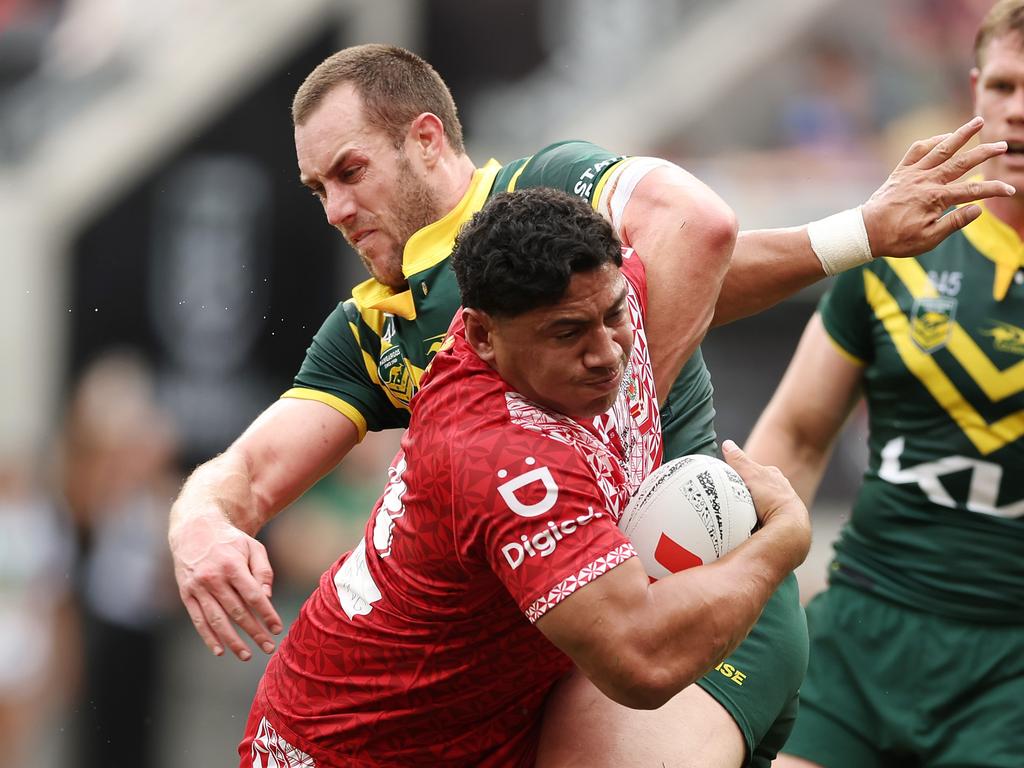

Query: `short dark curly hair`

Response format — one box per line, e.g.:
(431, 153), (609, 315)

(451, 188), (622, 317)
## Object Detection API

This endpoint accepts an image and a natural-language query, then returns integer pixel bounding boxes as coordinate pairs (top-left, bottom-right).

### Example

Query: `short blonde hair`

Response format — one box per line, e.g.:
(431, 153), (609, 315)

(975, 0), (1024, 67)
(292, 44), (465, 154)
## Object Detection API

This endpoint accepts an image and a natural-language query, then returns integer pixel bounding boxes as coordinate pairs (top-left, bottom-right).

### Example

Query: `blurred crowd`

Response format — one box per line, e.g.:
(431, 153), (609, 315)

(0, 0), (221, 163)
(0, 348), (398, 765)
(0, 0), (1005, 764)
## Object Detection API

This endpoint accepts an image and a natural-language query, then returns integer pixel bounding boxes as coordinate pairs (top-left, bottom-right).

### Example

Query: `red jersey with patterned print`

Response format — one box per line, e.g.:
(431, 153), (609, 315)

(242, 250), (661, 768)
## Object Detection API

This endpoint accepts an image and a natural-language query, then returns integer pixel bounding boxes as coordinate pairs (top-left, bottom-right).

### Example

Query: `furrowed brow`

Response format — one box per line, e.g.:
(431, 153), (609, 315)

(299, 147), (355, 189)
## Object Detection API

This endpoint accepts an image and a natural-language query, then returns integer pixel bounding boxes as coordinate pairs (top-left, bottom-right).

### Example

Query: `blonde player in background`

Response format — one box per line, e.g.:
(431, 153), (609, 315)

(754, 3), (1024, 766)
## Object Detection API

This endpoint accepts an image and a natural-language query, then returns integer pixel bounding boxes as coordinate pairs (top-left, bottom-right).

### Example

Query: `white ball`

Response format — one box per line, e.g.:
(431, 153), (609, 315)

(619, 454), (757, 580)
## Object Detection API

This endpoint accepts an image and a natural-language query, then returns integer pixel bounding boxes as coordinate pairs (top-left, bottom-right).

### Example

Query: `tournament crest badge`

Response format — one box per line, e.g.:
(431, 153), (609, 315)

(378, 343), (415, 406)
(910, 297), (957, 352)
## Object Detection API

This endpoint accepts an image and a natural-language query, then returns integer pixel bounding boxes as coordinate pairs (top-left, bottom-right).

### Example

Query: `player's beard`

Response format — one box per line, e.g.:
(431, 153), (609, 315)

(361, 154), (444, 290)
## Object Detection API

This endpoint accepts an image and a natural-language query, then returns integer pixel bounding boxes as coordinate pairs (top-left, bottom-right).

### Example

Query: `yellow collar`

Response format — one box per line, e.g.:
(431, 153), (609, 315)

(351, 159), (502, 320)
(959, 196), (1024, 301)
(350, 280), (419, 319)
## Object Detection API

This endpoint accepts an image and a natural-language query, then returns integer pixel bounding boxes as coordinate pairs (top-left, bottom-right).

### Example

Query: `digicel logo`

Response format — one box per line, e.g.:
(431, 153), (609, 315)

(496, 462), (559, 518)
(501, 507), (603, 569)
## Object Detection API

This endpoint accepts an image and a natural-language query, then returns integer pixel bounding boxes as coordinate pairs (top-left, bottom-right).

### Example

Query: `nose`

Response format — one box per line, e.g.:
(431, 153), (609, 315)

(583, 325), (626, 372)
(323, 183), (357, 228)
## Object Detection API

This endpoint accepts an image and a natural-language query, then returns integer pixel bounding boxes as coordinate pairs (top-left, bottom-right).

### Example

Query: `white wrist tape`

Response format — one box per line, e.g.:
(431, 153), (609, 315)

(806, 207), (873, 276)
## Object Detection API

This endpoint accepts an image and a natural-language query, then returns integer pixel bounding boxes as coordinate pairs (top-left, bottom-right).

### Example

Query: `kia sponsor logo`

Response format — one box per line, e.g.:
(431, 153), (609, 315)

(501, 507), (604, 570)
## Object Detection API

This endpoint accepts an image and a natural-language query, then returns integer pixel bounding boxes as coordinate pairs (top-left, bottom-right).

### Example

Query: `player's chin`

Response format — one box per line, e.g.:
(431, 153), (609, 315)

(571, 388), (620, 420)
(369, 255), (407, 290)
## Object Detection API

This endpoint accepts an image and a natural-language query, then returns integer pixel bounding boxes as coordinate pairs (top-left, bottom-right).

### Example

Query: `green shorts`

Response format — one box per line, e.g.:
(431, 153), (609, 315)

(696, 572), (809, 768)
(784, 581), (1024, 768)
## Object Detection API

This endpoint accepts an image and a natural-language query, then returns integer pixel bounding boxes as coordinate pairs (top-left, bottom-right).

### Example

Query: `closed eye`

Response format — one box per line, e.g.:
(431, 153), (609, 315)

(341, 164), (366, 183)
(555, 327), (582, 341)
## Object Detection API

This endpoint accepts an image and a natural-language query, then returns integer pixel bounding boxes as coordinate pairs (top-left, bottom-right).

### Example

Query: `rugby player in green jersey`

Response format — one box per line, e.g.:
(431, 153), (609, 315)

(754, 3), (1024, 767)
(169, 44), (1013, 767)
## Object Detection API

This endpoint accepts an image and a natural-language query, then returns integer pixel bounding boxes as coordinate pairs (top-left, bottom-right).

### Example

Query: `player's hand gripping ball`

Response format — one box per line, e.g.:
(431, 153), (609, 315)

(619, 455), (756, 580)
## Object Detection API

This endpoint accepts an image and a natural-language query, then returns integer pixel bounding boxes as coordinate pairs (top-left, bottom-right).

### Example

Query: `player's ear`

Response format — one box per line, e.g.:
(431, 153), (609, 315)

(463, 308), (497, 363)
(408, 112), (445, 167)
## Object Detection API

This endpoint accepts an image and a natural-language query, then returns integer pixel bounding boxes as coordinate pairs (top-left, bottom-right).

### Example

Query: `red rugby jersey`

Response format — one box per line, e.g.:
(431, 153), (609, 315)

(244, 250), (661, 768)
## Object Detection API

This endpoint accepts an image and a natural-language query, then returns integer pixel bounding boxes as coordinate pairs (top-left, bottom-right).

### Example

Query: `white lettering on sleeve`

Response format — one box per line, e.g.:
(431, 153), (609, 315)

(334, 539), (383, 619)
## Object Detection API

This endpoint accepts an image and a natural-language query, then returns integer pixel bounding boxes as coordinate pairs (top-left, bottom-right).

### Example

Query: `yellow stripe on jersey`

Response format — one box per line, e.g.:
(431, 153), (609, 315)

(886, 258), (1024, 401)
(864, 270), (1024, 455)
(345, 296), (388, 342)
(344, 318), (409, 413)
(591, 158), (629, 211)
(280, 387), (368, 442)
(506, 158), (530, 191)
(956, 198), (1024, 301)
(822, 326), (867, 367)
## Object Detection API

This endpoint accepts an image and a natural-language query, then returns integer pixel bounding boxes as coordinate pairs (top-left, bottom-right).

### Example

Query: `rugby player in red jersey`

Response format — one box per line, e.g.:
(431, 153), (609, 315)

(238, 188), (811, 767)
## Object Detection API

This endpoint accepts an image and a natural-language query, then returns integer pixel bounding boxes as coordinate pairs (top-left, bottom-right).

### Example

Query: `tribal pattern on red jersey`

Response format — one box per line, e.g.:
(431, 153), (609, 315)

(241, 254), (660, 768)
(524, 540), (636, 623)
(249, 717), (315, 768)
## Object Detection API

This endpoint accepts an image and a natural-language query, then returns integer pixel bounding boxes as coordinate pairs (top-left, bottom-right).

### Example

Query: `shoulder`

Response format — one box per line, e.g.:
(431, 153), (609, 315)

(498, 140), (627, 204)
(411, 337), (509, 434)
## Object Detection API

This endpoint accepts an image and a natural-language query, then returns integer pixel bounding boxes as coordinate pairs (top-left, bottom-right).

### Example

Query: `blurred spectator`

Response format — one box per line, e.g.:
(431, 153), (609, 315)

(57, 350), (180, 768)
(0, 452), (76, 768)
(891, 0), (990, 97)
(877, 0), (987, 166)
(780, 40), (876, 155)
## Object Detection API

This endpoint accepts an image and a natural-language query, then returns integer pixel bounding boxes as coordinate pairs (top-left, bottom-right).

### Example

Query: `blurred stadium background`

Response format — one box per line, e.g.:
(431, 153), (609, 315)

(0, 0), (990, 764)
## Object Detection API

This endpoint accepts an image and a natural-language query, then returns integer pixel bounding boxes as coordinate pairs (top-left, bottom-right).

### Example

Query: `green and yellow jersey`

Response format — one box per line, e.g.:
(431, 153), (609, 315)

(283, 140), (717, 455)
(820, 201), (1024, 623)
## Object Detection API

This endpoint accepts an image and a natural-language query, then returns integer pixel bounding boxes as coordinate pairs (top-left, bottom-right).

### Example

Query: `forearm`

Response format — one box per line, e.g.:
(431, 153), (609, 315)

(713, 226), (822, 327)
(564, 509), (807, 710)
(633, 513), (808, 699)
(169, 399), (361, 541)
(715, 120), (1016, 328)
(745, 416), (834, 507)
(170, 449), (266, 539)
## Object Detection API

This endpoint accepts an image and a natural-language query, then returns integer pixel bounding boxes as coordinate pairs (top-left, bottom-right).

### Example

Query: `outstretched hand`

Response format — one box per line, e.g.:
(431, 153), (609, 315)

(862, 116), (1014, 259)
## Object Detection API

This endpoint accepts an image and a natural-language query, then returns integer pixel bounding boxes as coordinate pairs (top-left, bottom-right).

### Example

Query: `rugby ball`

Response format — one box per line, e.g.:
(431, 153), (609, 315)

(619, 454), (756, 580)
